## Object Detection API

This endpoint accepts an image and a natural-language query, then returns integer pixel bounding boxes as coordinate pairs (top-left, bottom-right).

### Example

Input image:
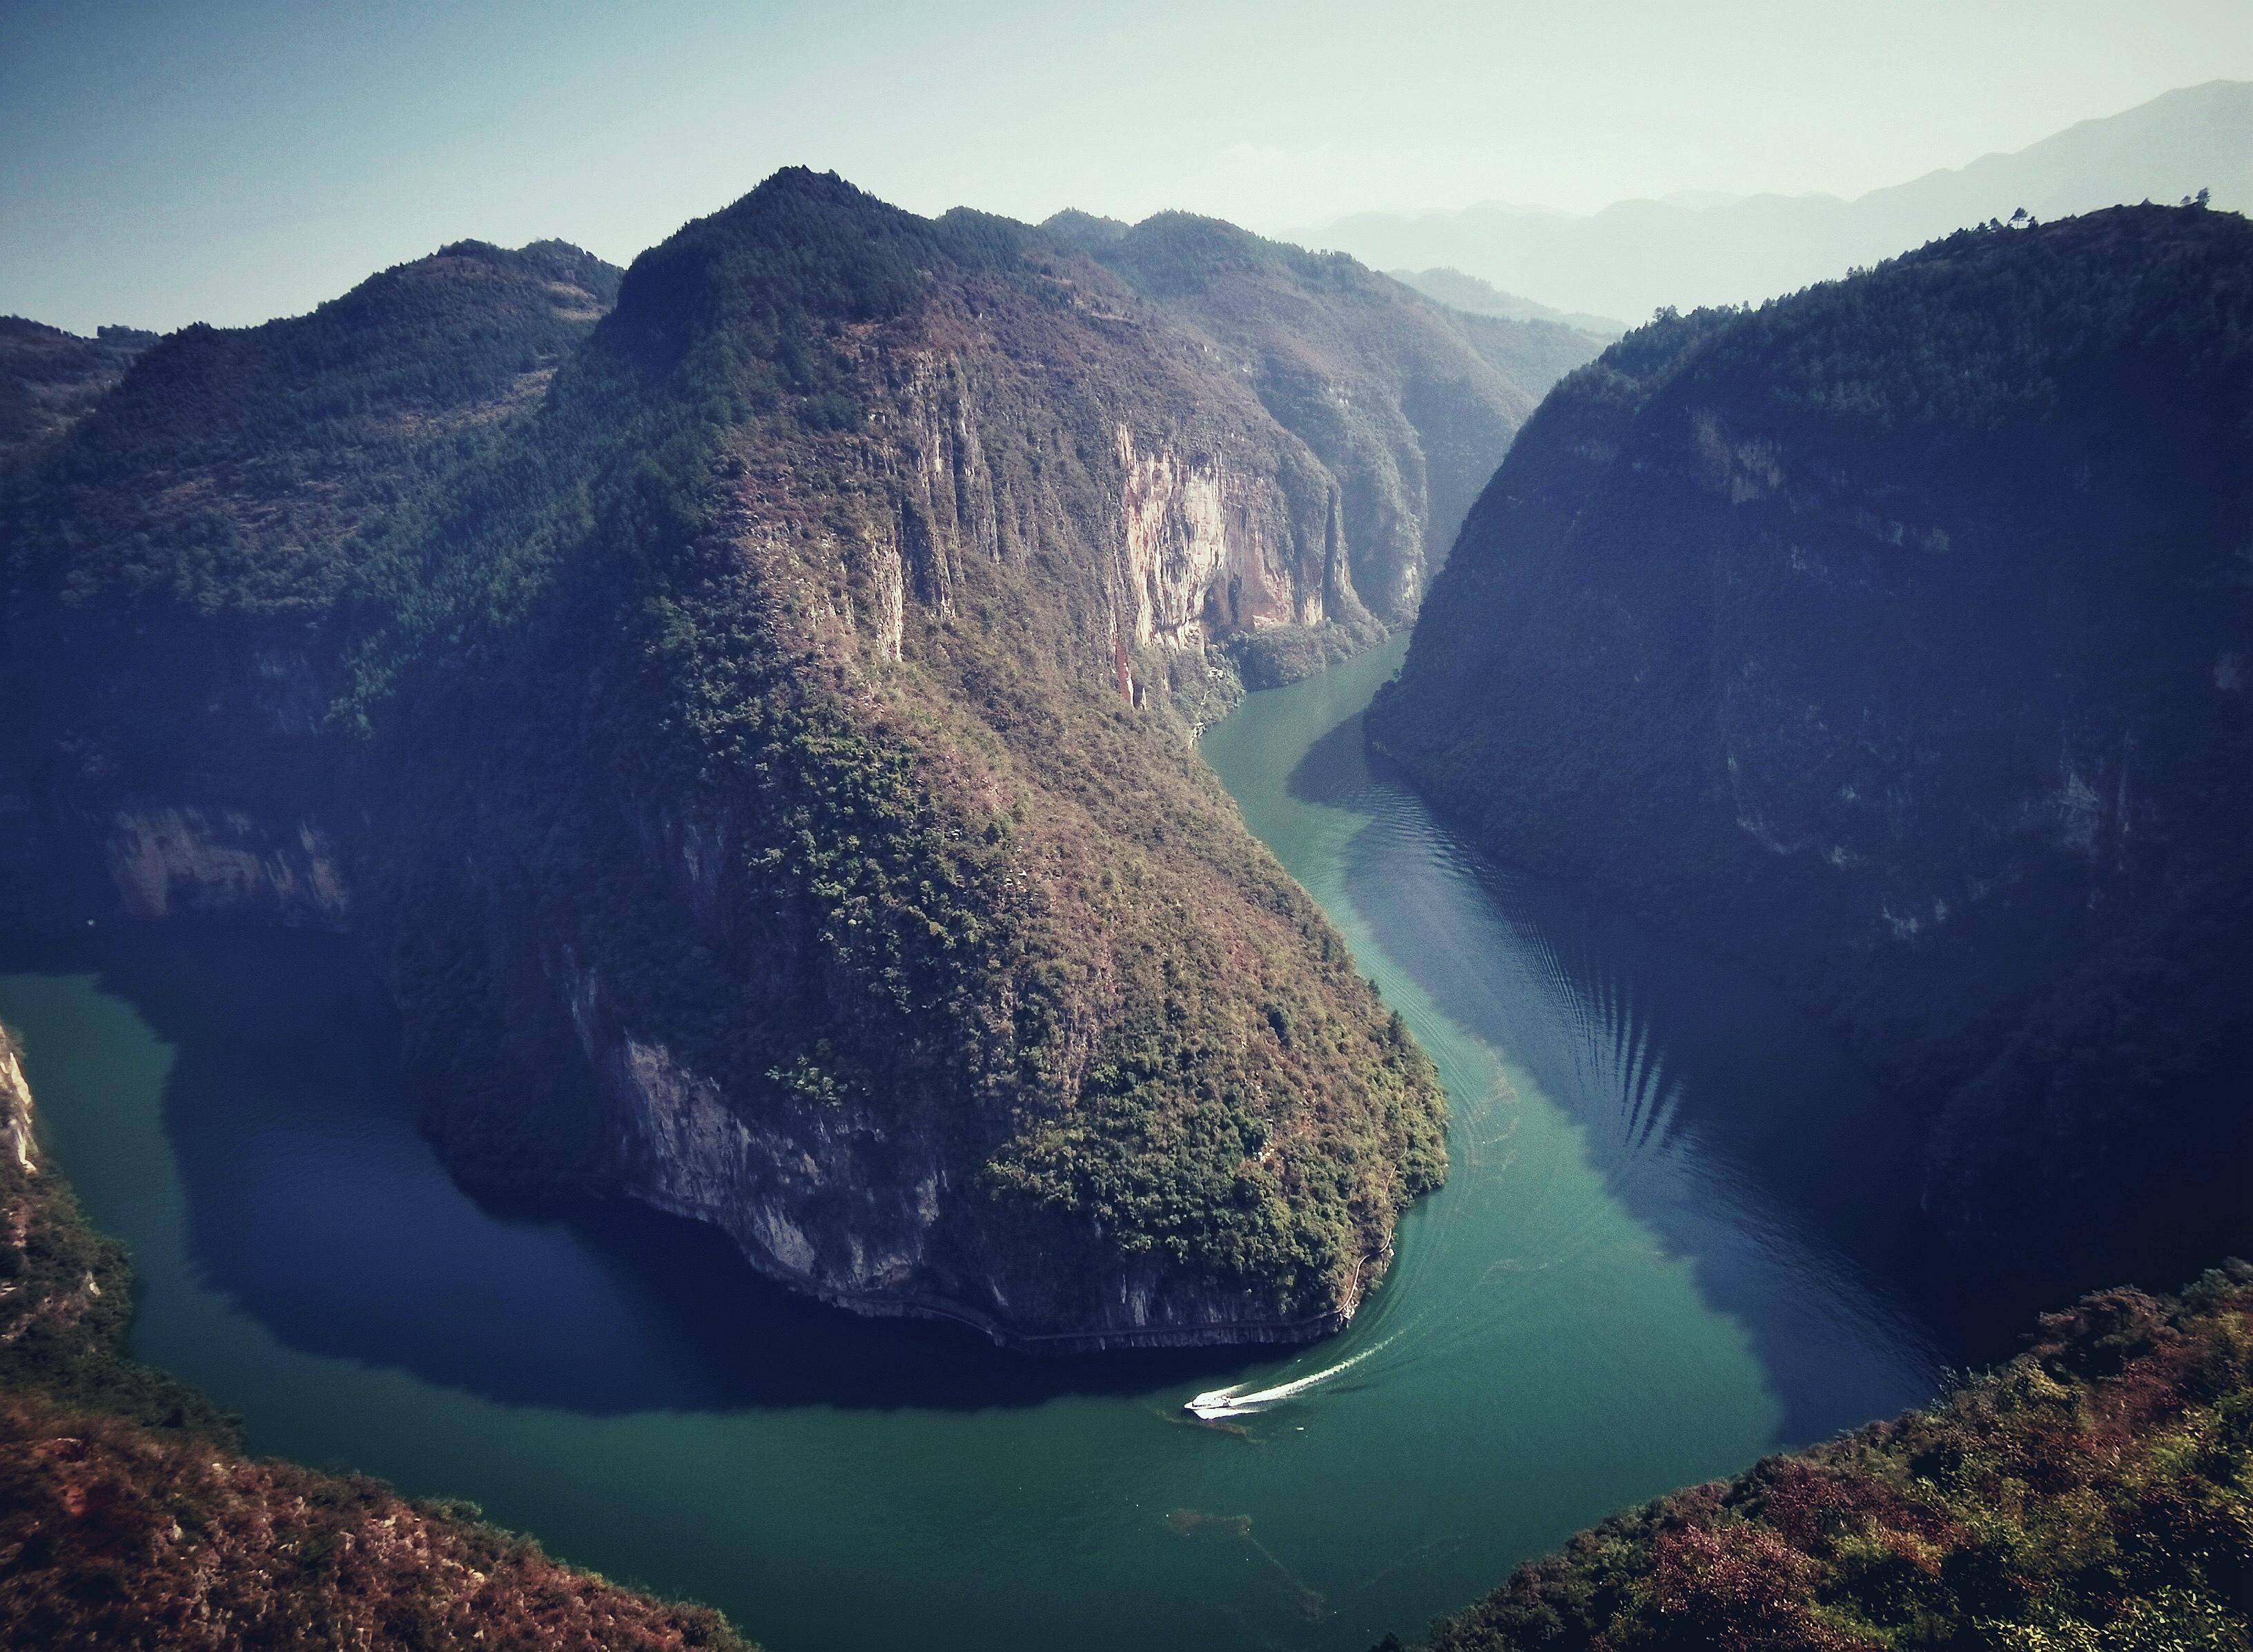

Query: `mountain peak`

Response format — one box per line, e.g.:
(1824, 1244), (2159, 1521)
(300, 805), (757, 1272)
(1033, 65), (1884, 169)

(604, 171), (1039, 373)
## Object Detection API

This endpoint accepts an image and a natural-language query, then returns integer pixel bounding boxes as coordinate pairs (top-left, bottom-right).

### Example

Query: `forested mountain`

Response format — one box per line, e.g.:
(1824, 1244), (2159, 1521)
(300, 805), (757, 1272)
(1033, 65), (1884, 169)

(9, 236), (622, 612)
(0, 236), (624, 938)
(0, 318), (156, 470)
(0, 172), (1445, 1350)
(1305, 80), (2253, 321)
(1371, 204), (2253, 1322)
(1046, 210), (1602, 641)
(1401, 1265), (2253, 1652)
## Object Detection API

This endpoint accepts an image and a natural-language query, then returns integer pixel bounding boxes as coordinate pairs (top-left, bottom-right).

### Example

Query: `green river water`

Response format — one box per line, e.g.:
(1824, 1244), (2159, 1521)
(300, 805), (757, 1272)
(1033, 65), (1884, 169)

(0, 638), (1944, 1651)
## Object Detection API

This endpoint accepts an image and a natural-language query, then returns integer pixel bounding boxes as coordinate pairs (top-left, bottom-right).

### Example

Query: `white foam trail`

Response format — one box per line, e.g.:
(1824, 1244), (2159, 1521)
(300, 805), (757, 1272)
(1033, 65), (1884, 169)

(1184, 1334), (1396, 1419)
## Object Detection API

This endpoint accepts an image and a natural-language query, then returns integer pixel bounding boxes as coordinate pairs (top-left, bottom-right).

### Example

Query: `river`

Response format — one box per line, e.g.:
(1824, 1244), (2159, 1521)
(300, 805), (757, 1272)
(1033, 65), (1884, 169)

(0, 637), (1947, 1652)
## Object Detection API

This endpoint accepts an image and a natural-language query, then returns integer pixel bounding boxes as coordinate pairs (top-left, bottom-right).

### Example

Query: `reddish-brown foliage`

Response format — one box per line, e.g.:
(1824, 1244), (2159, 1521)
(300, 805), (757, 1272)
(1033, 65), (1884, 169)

(0, 1395), (753, 1651)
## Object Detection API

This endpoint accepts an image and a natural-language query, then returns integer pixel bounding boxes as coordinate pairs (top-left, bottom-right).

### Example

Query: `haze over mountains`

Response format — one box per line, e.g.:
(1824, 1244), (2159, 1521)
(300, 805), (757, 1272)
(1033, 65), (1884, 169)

(1298, 80), (2253, 322)
(1381, 269), (1625, 340)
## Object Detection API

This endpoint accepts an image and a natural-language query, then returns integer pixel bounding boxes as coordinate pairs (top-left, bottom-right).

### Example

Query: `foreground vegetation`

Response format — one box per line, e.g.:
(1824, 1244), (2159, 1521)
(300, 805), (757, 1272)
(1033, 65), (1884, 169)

(1401, 1263), (2253, 1651)
(13, 987), (2247, 1651)
(0, 1025), (754, 1651)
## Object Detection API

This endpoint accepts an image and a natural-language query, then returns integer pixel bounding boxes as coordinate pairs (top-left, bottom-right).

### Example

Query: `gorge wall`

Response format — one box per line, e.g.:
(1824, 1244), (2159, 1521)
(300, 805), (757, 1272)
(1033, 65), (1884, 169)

(1372, 204), (2253, 1323)
(1047, 208), (1602, 651)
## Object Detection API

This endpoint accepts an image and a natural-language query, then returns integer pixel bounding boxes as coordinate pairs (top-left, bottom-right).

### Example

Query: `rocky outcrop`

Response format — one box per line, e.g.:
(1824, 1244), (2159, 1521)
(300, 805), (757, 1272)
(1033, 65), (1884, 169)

(580, 975), (1360, 1350)
(1373, 206), (2253, 1320)
(877, 338), (1358, 703)
(0, 1028), (32, 1178)
(103, 807), (350, 926)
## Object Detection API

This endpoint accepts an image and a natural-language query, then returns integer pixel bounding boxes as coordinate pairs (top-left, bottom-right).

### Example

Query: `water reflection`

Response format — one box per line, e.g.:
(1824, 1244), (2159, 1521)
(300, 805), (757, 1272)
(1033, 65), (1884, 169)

(0, 926), (1245, 1414)
(1290, 703), (1951, 1444)
(0, 644), (1960, 1652)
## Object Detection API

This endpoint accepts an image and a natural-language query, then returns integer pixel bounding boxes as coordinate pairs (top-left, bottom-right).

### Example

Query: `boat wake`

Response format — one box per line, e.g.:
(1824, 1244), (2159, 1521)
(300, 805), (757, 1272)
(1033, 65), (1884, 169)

(1184, 1334), (1396, 1421)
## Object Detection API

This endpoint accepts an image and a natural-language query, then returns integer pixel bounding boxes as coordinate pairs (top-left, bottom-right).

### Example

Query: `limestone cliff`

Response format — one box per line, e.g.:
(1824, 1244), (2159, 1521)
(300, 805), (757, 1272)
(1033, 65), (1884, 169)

(0, 1027), (32, 1180)
(1046, 209), (1604, 630)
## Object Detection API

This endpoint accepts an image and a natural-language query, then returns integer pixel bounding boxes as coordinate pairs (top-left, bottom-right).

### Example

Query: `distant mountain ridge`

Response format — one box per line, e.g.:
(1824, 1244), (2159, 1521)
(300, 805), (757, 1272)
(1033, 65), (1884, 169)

(1383, 268), (1624, 338)
(1300, 80), (2253, 320)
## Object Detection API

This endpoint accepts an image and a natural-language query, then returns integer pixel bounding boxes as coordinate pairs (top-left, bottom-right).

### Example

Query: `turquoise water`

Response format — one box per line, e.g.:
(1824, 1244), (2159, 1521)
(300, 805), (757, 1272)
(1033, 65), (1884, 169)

(0, 639), (1944, 1651)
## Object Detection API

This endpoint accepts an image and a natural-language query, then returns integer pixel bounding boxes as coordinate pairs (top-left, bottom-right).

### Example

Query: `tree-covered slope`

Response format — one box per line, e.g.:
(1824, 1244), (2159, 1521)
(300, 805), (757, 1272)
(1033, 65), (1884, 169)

(0, 237), (624, 934)
(0, 1025), (755, 1652)
(2, 172), (1444, 1348)
(351, 173), (1444, 1346)
(8, 237), (621, 612)
(1045, 210), (1603, 639)
(1369, 204), (2253, 1321)
(1401, 1264), (2253, 1652)
(0, 318), (156, 472)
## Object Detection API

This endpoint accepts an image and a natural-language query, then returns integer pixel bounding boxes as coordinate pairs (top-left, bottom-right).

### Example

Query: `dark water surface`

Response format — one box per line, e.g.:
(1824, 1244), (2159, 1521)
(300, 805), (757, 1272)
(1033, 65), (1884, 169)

(0, 639), (1947, 1652)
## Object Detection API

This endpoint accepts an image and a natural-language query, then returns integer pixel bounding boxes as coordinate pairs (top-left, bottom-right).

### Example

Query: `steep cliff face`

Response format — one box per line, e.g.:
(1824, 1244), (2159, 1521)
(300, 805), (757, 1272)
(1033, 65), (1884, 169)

(1372, 206), (2253, 1317)
(2, 173), (1445, 1350)
(1046, 210), (1602, 632)
(369, 175), (1441, 1348)
(0, 1027), (32, 1177)
(101, 806), (351, 926)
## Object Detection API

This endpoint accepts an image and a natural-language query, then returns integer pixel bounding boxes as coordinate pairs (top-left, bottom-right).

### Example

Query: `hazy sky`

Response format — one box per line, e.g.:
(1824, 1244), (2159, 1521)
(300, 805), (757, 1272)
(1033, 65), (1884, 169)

(6, 0), (2249, 333)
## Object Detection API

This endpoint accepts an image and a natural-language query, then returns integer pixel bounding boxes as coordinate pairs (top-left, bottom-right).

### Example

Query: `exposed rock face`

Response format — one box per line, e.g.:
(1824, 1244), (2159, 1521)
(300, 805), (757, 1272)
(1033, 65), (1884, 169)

(580, 978), (1356, 1348)
(0, 1028), (32, 1177)
(104, 807), (349, 926)
(1046, 209), (1605, 627)
(1372, 206), (2253, 1319)
(0, 612), (352, 933)
(2, 175), (1446, 1350)
(1114, 423), (1332, 650)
